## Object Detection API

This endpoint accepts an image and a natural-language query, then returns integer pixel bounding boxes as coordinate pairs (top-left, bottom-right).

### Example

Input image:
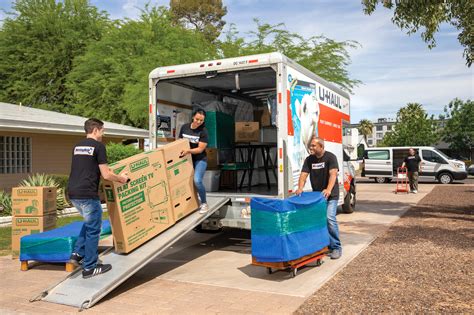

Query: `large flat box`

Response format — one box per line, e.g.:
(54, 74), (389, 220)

(235, 122), (260, 143)
(103, 150), (175, 254)
(160, 139), (194, 186)
(254, 108), (271, 127)
(12, 187), (57, 217)
(11, 215), (57, 259)
(170, 176), (199, 221)
(206, 148), (219, 170)
(205, 111), (235, 149)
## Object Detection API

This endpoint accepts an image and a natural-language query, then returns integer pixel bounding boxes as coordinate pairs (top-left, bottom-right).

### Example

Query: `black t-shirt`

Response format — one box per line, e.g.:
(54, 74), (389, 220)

(404, 154), (421, 172)
(302, 151), (340, 200)
(179, 123), (209, 162)
(67, 138), (107, 200)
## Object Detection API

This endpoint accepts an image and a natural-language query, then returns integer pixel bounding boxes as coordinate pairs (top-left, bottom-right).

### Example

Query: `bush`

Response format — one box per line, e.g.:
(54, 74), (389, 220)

(19, 173), (70, 211)
(106, 142), (142, 164)
(0, 190), (12, 217)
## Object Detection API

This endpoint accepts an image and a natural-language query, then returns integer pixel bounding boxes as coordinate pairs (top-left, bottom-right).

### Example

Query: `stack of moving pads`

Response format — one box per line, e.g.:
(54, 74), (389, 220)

(20, 220), (112, 263)
(251, 192), (329, 262)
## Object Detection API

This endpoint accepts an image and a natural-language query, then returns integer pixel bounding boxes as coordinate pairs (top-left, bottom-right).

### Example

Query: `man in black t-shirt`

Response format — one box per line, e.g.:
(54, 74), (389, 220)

(68, 118), (129, 279)
(296, 136), (342, 259)
(402, 148), (422, 194)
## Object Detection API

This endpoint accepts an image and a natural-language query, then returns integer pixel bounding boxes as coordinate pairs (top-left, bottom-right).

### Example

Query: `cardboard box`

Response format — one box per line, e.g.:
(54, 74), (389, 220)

(254, 108), (271, 127)
(103, 149), (175, 254)
(160, 139), (194, 186)
(170, 176), (199, 221)
(206, 148), (219, 170)
(11, 187), (57, 217)
(235, 122), (260, 142)
(11, 215), (57, 259)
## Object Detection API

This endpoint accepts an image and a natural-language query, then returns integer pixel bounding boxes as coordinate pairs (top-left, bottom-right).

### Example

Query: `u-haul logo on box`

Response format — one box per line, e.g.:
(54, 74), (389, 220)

(15, 188), (38, 196)
(15, 218), (39, 226)
(130, 158), (149, 172)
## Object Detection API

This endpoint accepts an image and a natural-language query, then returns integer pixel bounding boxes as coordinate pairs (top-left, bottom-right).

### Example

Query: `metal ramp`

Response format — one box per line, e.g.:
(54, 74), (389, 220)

(33, 196), (229, 310)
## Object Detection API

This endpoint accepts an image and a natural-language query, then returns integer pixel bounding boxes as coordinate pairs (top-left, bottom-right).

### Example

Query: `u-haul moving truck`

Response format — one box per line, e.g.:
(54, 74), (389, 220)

(149, 52), (356, 229)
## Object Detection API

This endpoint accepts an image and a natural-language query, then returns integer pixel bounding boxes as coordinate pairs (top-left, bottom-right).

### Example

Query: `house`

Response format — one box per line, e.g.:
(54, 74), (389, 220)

(0, 102), (148, 192)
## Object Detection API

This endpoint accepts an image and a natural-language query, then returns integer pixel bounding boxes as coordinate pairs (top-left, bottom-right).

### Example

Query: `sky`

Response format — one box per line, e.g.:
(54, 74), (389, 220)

(0, 0), (473, 123)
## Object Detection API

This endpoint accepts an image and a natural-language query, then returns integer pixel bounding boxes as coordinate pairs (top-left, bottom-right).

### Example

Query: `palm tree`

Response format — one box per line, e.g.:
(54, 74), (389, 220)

(358, 119), (374, 143)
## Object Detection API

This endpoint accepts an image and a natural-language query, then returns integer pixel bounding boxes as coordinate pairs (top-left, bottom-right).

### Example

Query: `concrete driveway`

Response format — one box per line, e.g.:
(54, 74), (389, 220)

(0, 182), (435, 314)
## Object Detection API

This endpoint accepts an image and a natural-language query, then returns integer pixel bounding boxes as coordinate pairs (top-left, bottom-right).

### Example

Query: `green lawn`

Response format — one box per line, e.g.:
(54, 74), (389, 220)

(0, 212), (109, 256)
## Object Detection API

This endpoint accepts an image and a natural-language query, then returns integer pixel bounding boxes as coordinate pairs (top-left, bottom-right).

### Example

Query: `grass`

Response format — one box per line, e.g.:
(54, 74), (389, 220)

(0, 212), (110, 256)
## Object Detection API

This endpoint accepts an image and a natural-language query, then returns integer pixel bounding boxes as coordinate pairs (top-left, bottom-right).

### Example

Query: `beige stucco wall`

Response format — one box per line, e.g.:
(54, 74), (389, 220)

(0, 131), (121, 193)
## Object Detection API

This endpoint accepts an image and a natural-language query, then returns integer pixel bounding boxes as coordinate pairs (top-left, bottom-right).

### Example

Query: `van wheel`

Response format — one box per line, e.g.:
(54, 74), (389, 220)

(375, 177), (388, 183)
(342, 185), (356, 214)
(438, 172), (453, 184)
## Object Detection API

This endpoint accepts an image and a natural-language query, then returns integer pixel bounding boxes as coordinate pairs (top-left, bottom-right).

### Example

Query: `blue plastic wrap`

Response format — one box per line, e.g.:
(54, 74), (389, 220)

(20, 220), (112, 262)
(251, 192), (329, 262)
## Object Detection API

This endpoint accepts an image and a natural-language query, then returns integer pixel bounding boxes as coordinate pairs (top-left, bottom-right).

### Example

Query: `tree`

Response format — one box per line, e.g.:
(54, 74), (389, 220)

(358, 119), (374, 144)
(381, 103), (439, 146)
(441, 98), (474, 160)
(362, 0), (474, 67)
(218, 19), (361, 93)
(170, 0), (227, 42)
(0, 0), (110, 111)
(66, 6), (212, 128)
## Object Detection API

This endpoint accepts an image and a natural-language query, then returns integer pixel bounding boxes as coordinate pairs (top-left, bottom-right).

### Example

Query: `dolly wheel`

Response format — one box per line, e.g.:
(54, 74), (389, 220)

(266, 267), (272, 275)
(291, 268), (297, 278)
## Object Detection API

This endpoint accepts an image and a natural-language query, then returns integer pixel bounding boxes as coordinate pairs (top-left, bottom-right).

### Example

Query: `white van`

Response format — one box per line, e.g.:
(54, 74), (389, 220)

(361, 146), (467, 184)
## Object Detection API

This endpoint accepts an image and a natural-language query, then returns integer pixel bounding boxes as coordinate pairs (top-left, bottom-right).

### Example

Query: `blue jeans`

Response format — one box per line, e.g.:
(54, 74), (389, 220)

(70, 199), (102, 270)
(327, 199), (341, 251)
(193, 159), (207, 204)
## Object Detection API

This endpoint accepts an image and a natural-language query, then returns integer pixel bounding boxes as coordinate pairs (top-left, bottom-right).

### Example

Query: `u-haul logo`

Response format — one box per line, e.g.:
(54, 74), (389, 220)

(130, 158), (149, 172)
(74, 146), (95, 156)
(15, 188), (38, 196)
(15, 217), (39, 225)
(312, 162), (325, 169)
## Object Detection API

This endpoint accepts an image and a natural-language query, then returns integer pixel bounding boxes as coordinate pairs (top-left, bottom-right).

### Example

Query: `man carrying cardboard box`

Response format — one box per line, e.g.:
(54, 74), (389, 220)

(67, 118), (129, 279)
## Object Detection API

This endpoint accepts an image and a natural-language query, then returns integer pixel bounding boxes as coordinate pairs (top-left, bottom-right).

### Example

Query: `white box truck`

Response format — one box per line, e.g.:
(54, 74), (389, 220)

(149, 52), (356, 230)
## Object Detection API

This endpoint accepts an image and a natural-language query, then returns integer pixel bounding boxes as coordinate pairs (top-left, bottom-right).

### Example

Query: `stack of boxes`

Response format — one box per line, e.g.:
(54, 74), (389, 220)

(11, 187), (57, 259)
(103, 139), (199, 254)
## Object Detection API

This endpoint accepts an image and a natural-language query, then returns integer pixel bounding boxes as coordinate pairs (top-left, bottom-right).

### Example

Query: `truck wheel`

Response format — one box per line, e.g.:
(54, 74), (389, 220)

(438, 172), (453, 184)
(342, 185), (355, 214)
(375, 177), (388, 183)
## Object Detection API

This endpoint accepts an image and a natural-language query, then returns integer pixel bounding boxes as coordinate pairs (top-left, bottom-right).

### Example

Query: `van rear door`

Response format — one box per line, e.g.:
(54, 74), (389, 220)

(363, 149), (392, 178)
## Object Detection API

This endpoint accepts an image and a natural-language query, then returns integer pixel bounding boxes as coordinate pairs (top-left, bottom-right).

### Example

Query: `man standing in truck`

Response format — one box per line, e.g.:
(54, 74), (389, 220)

(295, 136), (342, 259)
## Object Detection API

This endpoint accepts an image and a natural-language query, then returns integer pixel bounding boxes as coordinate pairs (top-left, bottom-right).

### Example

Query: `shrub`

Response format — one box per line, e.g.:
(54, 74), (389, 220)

(0, 190), (12, 217)
(106, 142), (142, 164)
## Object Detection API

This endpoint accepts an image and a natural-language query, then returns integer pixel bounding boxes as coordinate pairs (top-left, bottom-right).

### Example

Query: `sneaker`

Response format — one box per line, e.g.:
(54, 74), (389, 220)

(330, 249), (342, 260)
(82, 263), (112, 279)
(69, 252), (83, 266)
(199, 203), (209, 214)
(412, 190), (418, 194)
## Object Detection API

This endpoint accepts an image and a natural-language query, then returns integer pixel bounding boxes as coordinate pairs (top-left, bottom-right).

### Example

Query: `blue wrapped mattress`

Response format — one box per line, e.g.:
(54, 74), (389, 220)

(20, 220), (112, 262)
(251, 192), (329, 262)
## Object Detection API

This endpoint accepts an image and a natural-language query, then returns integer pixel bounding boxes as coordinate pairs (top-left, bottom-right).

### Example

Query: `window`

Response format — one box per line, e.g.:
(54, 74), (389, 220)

(367, 139), (373, 145)
(0, 136), (32, 174)
(422, 150), (448, 164)
(376, 125), (383, 131)
(366, 150), (390, 160)
(387, 125), (392, 131)
(376, 132), (383, 139)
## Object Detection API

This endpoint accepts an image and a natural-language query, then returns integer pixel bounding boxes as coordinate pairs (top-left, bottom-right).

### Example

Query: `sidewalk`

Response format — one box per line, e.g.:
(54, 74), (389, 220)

(0, 183), (435, 314)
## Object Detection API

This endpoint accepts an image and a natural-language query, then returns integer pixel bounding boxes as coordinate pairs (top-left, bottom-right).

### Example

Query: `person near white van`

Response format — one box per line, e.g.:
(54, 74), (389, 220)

(401, 148), (421, 193)
(296, 136), (342, 260)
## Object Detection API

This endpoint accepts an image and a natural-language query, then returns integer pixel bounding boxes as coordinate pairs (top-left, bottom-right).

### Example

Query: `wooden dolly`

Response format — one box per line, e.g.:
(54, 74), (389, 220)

(252, 247), (328, 278)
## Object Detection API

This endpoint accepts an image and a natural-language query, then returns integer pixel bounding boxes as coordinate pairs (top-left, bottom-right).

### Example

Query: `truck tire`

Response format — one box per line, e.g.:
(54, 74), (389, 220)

(438, 172), (453, 184)
(342, 185), (355, 214)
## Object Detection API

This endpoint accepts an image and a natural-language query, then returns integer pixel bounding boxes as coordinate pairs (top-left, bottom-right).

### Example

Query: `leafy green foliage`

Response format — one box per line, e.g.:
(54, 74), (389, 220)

(19, 173), (70, 210)
(66, 6), (212, 128)
(219, 20), (361, 93)
(0, 191), (12, 217)
(106, 143), (143, 164)
(170, 0), (227, 42)
(0, 0), (110, 111)
(440, 98), (474, 160)
(362, 0), (473, 66)
(380, 103), (439, 147)
(358, 119), (374, 143)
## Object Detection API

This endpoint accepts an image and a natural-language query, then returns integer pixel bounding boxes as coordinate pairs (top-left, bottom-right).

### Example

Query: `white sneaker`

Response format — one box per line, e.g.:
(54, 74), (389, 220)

(199, 203), (209, 214)
(412, 190), (418, 194)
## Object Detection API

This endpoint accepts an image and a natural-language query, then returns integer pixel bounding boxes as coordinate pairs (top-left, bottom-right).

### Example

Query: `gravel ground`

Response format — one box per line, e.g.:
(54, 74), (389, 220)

(296, 185), (474, 314)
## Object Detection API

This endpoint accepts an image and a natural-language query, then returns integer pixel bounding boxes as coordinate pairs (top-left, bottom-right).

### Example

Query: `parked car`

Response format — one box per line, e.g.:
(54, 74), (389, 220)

(468, 164), (474, 176)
